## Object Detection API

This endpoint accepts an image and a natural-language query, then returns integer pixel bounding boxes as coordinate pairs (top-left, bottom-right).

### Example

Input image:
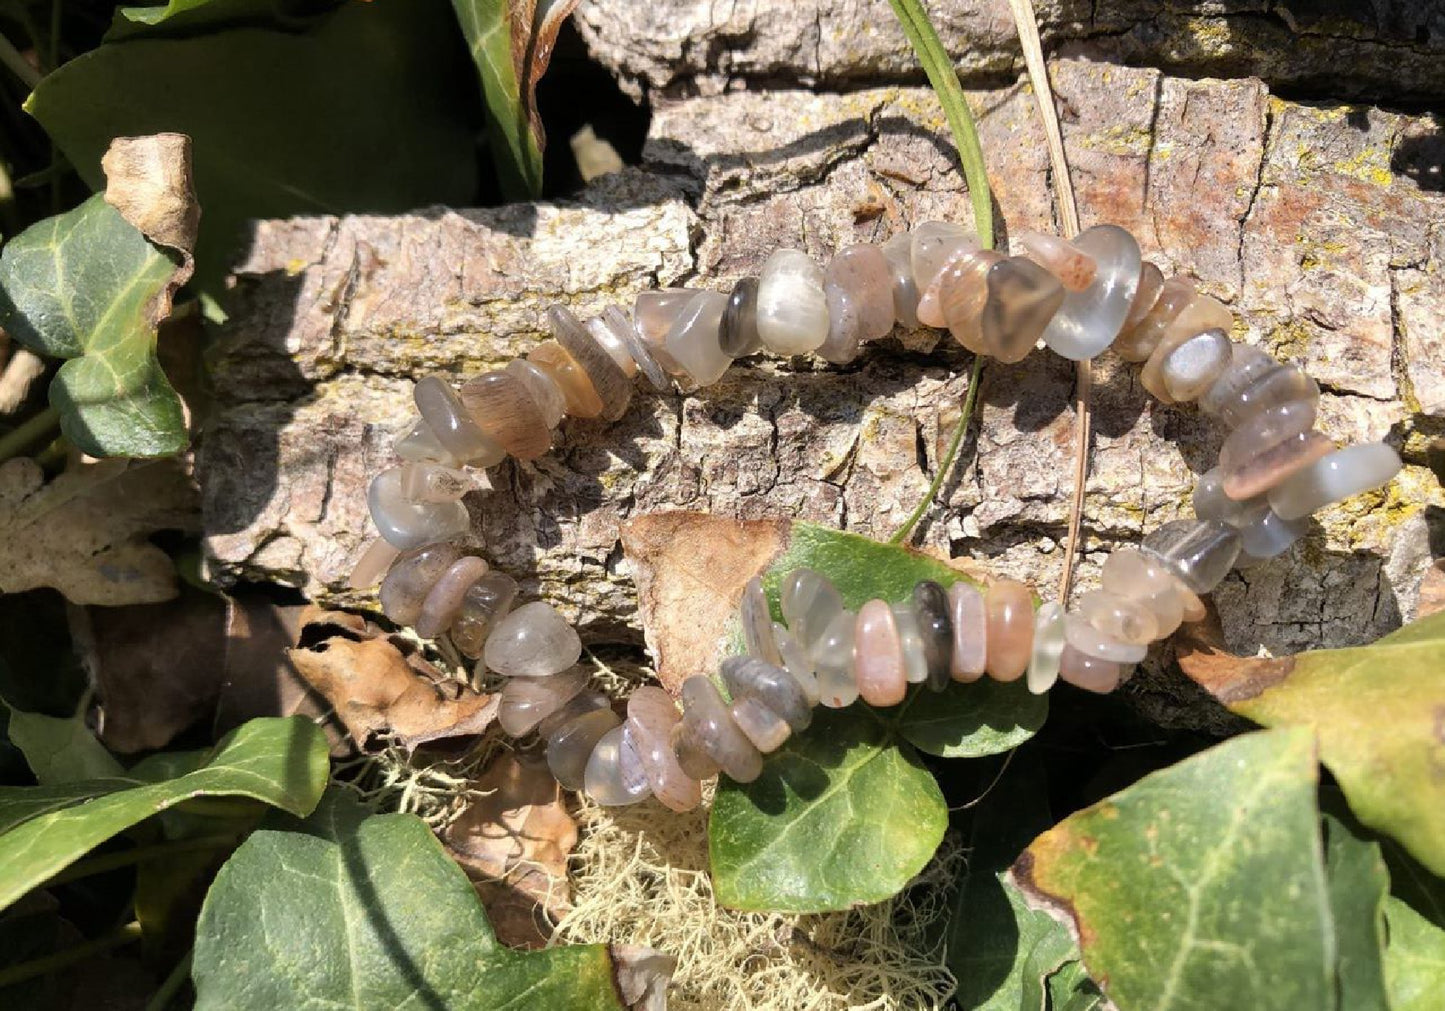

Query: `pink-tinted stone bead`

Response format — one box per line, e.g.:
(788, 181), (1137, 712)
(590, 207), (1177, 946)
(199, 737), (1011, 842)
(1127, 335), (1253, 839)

(1058, 645), (1124, 693)
(730, 696), (792, 753)
(1064, 612), (1147, 664)
(820, 244), (895, 364)
(948, 582), (988, 681)
(549, 304), (633, 420)
(546, 707), (622, 790)
(627, 686), (702, 812)
(504, 358), (567, 429)
(1018, 231), (1097, 291)
(1076, 589), (1159, 646)
(413, 376), (506, 467)
(854, 599), (907, 707)
(528, 340), (606, 419)
(678, 675), (762, 783)
(348, 537), (400, 589)
(584, 724), (653, 805)
(398, 461), (472, 503)
(379, 540), (464, 625)
(1100, 547), (1184, 639)
(1113, 276), (1194, 362)
(415, 555), (489, 639)
(499, 667), (588, 736)
(984, 579), (1033, 682)
(880, 232), (920, 328)
(459, 369), (552, 461)
(911, 221), (976, 301)
(1220, 401), (1334, 500)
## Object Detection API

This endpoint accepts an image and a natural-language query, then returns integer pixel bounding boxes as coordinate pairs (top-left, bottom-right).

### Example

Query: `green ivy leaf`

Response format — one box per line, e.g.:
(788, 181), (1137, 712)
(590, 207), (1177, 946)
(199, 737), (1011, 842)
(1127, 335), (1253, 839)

(1321, 813), (1390, 1011)
(0, 697), (123, 786)
(0, 716), (327, 911)
(192, 794), (625, 1009)
(106, 0), (336, 40)
(0, 194), (187, 457)
(1014, 729), (1335, 1011)
(1384, 897), (1445, 1011)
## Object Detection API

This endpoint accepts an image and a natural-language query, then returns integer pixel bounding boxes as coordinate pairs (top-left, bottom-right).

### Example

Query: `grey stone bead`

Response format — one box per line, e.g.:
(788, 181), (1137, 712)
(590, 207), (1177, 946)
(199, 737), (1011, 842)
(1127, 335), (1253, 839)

(584, 724), (653, 805)
(368, 467), (470, 550)
(678, 675), (763, 783)
(740, 576), (782, 666)
(720, 655), (813, 731)
(379, 540), (463, 626)
(449, 570), (518, 658)
(534, 688), (610, 741)
(482, 600), (583, 677)
(912, 580), (953, 692)
(1141, 519), (1242, 594)
(499, 667), (588, 736)
(415, 555), (489, 639)
(600, 304), (671, 391)
(664, 291), (731, 385)
(548, 304), (633, 421)
(719, 277), (763, 358)
(412, 375), (505, 467)
(546, 707), (622, 791)
(779, 567), (843, 649)
(880, 232), (920, 328)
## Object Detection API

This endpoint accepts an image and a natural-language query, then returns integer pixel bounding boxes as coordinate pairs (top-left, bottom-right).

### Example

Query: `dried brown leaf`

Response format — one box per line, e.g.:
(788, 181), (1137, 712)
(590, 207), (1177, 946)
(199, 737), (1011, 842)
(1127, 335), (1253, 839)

(0, 456), (198, 605)
(100, 133), (198, 323)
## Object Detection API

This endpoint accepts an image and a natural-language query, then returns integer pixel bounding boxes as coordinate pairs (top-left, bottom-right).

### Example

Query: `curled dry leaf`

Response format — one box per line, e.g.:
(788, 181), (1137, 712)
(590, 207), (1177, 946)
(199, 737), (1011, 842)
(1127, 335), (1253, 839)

(288, 607), (497, 751)
(610, 944), (679, 1011)
(443, 751), (578, 950)
(101, 132), (199, 319)
(0, 456), (198, 605)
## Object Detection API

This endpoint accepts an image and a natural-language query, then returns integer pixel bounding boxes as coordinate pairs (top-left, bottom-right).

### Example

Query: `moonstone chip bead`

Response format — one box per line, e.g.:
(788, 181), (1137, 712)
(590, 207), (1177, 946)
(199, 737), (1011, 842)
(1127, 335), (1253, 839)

(499, 667), (588, 736)
(504, 358), (567, 429)
(548, 305), (632, 421)
(528, 340), (605, 419)
(482, 601), (583, 677)
(368, 468), (470, 550)
(546, 707), (622, 791)
(892, 604), (929, 685)
(1220, 402), (1334, 501)
(913, 581), (953, 692)
(1038, 224), (1142, 361)
(585, 307), (640, 379)
(459, 370), (551, 461)
(755, 249), (829, 355)
(721, 656), (812, 731)
(740, 576), (783, 666)
(1100, 548), (1185, 638)
(780, 568), (844, 648)
(399, 461), (472, 503)
(450, 570), (519, 657)
(535, 689), (610, 741)
(1158, 329), (1234, 403)
(1076, 589), (1159, 646)
(1121, 261), (1165, 333)
(679, 675), (763, 783)
(1064, 612), (1147, 664)
(416, 556), (490, 639)
(772, 623), (822, 706)
(584, 725), (653, 806)
(669, 720), (722, 782)
(1026, 602), (1066, 695)
(601, 305), (670, 391)
(1235, 508), (1309, 560)
(984, 580), (1033, 682)
(1141, 519), (1241, 594)
(1018, 231), (1097, 291)
(1202, 351), (1319, 429)
(972, 255), (1066, 363)
(1113, 276), (1194, 363)
(1268, 443), (1402, 520)
(911, 221), (976, 294)
(413, 376), (506, 467)
(948, 582), (988, 681)
(720, 277), (763, 358)
(627, 687), (702, 812)
(731, 696), (792, 753)
(379, 541), (463, 625)
(1139, 295), (1233, 402)
(855, 599), (907, 707)
(634, 289), (695, 343)
(829, 245), (895, 340)
(1057, 645), (1124, 693)
(664, 291), (731, 385)
(880, 233), (921, 328)
(349, 537), (400, 589)
(813, 609), (859, 708)
(394, 417), (460, 467)
(1192, 467), (1269, 527)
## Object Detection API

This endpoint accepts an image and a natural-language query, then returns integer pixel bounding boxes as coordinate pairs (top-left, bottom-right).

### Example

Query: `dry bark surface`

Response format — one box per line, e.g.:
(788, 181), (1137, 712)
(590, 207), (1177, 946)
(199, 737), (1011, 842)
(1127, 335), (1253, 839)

(199, 41), (1443, 724)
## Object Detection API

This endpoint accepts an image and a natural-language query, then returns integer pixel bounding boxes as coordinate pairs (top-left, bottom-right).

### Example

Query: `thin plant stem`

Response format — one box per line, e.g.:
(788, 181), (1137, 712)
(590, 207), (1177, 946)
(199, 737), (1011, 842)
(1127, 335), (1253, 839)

(889, 353), (985, 545)
(0, 404), (61, 463)
(0, 921), (141, 989)
(144, 947), (194, 1011)
(0, 30), (40, 90)
(43, 833), (240, 888)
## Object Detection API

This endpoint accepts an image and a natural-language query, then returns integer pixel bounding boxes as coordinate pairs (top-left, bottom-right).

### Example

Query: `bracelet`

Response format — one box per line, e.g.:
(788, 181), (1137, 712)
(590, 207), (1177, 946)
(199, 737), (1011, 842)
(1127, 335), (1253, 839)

(346, 220), (1402, 811)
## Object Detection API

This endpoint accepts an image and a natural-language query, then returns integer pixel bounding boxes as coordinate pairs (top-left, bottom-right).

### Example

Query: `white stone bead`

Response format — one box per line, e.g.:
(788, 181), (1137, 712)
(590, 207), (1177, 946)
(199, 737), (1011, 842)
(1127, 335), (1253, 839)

(482, 600), (583, 677)
(1160, 328), (1234, 402)
(1039, 224), (1142, 361)
(1026, 602), (1066, 695)
(664, 291), (731, 385)
(891, 603), (930, 684)
(755, 249), (828, 354)
(1235, 508), (1309, 560)
(368, 467), (470, 549)
(1266, 443), (1403, 521)
(811, 609), (858, 708)
(1064, 612), (1147, 664)
(772, 622), (821, 706)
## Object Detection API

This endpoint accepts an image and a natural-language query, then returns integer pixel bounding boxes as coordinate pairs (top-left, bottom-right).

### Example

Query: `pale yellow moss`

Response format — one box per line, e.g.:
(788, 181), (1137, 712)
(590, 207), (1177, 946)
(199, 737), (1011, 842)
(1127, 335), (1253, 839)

(1331, 147), (1395, 188)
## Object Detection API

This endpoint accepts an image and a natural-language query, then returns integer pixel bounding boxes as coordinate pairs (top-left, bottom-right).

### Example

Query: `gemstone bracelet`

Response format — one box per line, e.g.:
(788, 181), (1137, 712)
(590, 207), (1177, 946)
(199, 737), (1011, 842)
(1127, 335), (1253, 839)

(346, 221), (1402, 811)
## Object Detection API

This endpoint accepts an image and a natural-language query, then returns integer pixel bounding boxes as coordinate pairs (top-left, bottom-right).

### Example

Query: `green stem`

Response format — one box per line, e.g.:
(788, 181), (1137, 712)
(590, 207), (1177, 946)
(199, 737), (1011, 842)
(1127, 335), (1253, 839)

(44, 833), (240, 887)
(889, 353), (985, 544)
(0, 921), (141, 989)
(885, 0), (994, 249)
(0, 30), (39, 90)
(144, 947), (194, 1011)
(0, 404), (61, 463)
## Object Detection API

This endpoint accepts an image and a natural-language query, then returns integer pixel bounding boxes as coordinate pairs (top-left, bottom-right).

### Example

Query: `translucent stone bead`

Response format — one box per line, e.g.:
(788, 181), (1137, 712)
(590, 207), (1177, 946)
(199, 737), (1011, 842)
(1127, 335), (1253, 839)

(730, 696), (791, 753)
(924, 247), (991, 338)
(829, 244), (894, 340)
(1064, 611), (1147, 664)
(910, 221), (976, 296)
(627, 687), (702, 812)
(938, 251), (1065, 364)
(413, 376), (505, 467)
(1026, 602), (1066, 695)
(1113, 276), (1194, 362)
(984, 579), (1033, 682)
(1141, 519), (1241, 594)
(1204, 356), (1320, 430)
(458, 370), (551, 461)
(535, 688), (609, 741)
(368, 467), (470, 550)
(890, 603), (929, 685)
(1197, 345), (1275, 417)
(1122, 261), (1165, 333)
(482, 601), (583, 677)
(1018, 231), (1097, 291)
(721, 656), (812, 731)
(780, 568), (843, 649)
(854, 599), (906, 707)
(399, 461), (472, 503)
(379, 541), (463, 626)
(416, 555), (489, 639)
(948, 582), (988, 681)
(1156, 329), (1234, 404)
(393, 417), (460, 467)
(668, 719), (722, 781)
(1138, 295), (1233, 403)
(678, 675), (763, 783)
(546, 707), (621, 791)
(664, 291), (731, 385)
(1057, 645), (1123, 693)
(812, 609), (859, 708)
(1100, 547), (1184, 639)
(600, 304), (670, 391)
(740, 576), (782, 666)
(349, 537), (400, 589)
(585, 308), (640, 379)
(528, 340), (605, 419)
(499, 667), (587, 736)
(1037, 224), (1142, 361)
(1193, 467), (1268, 527)
(1235, 508), (1309, 560)
(755, 249), (829, 355)
(504, 358), (567, 429)
(584, 725), (653, 805)
(1219, 401), (1333, 500)
(1076, 589), (1159, 646)
(548, 305), (632, 421)
(880, 232), (920, 328)
(634, 289), (696, 344)
(772, 623), (822, 706)
(449, 570), (519, 657)
(1267, 443), (1402, 521)
(912, 581), (953, 692)
(720, 277), (763, 358)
